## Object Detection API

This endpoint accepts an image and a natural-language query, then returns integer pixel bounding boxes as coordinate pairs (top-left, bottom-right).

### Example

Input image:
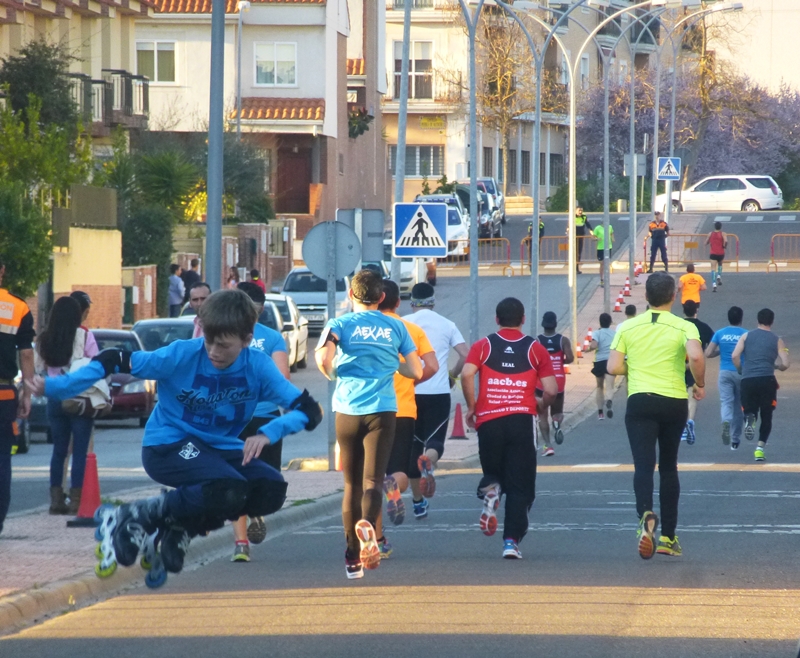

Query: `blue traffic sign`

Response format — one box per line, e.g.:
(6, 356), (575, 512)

(393, 202), (448, 258)
(657, 157), (682, 181)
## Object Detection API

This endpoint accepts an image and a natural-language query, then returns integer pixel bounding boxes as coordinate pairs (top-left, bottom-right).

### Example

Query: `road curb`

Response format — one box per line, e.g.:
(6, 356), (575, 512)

(0, 491), (343, 637)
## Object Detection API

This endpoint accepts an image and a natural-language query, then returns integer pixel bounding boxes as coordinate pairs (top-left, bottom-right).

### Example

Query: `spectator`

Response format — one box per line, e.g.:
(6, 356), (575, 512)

(227, 266), (241, 290)
(250, 269), (267, 294)
(188, 282), (211, 339)
(70, 291), (92, 325)
(181, 259), (201, 303)
(168, 264), (185, 318)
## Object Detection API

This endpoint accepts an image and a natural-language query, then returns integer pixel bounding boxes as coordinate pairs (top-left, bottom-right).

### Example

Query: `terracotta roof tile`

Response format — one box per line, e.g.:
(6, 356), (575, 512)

(346, 58), (365, 76)
(152, 0), (323, 13)
(232, 97), (325, 121)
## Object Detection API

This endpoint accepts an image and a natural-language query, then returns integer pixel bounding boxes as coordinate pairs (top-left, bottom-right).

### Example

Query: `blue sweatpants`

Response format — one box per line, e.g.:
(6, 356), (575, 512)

(142, 437), (287, 534)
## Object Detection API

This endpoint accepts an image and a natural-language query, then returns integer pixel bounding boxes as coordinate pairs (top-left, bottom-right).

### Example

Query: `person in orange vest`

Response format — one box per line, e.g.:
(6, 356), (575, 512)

(678, 263), (707, 310)
(647, 211), (670, 273)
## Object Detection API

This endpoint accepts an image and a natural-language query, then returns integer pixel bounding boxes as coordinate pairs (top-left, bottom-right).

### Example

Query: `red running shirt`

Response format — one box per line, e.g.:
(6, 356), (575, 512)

(708, 231), (726, 256)
(466, 328), (555, 428)
(537, 333), (567, 393)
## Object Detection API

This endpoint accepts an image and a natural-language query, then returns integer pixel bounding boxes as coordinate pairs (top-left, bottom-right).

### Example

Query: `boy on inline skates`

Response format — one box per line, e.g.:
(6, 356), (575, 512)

(28, 289), (322, 583)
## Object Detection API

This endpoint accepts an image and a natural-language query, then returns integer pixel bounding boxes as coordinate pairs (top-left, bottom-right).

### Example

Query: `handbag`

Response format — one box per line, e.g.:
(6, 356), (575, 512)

(61, 330), (112, 418)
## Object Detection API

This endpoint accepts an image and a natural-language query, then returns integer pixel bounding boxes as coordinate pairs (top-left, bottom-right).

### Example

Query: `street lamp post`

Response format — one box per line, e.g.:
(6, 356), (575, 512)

(235, 0), (251, 140)
(206, 0), (225, 292)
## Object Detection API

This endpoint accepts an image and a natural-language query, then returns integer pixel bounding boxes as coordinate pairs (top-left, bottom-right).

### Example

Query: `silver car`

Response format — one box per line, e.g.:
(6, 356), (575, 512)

(655, 175), (784, 213)
(281, 266), (350, 334)
(265, 293), (309, 372)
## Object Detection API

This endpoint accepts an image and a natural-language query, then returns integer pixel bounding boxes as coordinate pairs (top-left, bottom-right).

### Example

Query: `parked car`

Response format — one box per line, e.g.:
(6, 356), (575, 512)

(477, 176), (506, 223)
(458, 181), (503, 237)
(265, 293), (309, 372)
(414, 194), (470, 256)
(655, 175), (784, 213)
(92, 329), (155, 427)
(132, 317), (196, 351)
(383, 239), (416, 296)
(454, 183), (489, 225)
(281, 266), (350, 334)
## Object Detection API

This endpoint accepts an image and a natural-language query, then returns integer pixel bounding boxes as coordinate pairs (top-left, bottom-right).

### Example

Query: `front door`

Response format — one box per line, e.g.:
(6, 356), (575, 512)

(275, 148), (311, 214)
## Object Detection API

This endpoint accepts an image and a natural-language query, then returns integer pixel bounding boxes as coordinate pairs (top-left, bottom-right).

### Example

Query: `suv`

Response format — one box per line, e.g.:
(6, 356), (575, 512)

(655, 175), (784, 213)
(477, 176), (506, 223)
(281, 266), (350, 334)
(414, 194), (469, 256)
(456, 182), (503, 237)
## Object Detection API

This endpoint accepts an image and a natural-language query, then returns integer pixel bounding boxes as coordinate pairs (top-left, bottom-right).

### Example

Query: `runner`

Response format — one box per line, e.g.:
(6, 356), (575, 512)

(705, 306), (747, 449)
(625, 305), (637, 320)
(681, 300), (714, 445)
(705, 221), (728, 291)
(229, 282), (291, 563)
(678, 263), (706, 310)
(586, 313), (616, 420)
(30, 289), (322, 580)
(592, 223), (614, 285)
(315, 270), (422, 579)
(536, 311), (574, 456)
(377, 280), (437, 554)
(647, 211), (670, 273)
(461, 297), (557, 559)
(731, 308), (790, 462)
(608, 272), (705, 559)
(404, 282), (468, 519)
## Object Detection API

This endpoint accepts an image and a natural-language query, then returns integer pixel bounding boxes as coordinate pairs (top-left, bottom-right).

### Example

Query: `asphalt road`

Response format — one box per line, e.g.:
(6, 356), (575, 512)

(3, 273), (800, 656)
(695, 211), (800, 262)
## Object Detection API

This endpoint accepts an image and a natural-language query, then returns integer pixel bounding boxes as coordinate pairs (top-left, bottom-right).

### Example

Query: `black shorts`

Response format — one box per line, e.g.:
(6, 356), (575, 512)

(239, 414), (282, 472)
(591, 360), (609, 378)
(415, 393), (451, 459)
(710, 254), (724, 263)
(385, 416), (418, 478)
(597, 249), (605, 262)
(535, 389), (564, 415)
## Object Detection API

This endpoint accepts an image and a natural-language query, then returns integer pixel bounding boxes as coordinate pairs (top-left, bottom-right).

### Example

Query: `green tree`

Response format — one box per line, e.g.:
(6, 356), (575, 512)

(136, 150), (199, 217)
(0, 184), (53, 298)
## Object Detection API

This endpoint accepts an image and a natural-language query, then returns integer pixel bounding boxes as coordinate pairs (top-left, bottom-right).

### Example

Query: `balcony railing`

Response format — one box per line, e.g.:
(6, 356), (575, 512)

(68, 73), (93, 124)
(102, 69), (149, 118)
(631, 18), (661, 46)
(388, 0), (451, 9)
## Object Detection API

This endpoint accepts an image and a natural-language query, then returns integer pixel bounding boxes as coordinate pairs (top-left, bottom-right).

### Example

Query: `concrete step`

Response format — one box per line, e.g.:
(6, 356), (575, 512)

(506, 196), (534, 214)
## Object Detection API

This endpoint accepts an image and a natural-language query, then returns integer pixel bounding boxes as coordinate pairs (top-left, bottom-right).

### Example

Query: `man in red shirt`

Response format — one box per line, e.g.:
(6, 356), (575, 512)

(461, 297), (557, 559)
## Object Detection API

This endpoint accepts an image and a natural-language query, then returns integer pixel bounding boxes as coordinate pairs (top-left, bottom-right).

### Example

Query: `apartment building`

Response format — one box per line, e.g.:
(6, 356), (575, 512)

(383, 0), (656, 205)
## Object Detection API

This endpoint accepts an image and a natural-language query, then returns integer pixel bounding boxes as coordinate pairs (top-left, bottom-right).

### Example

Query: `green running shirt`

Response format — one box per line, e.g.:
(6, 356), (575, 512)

(610, 310), (700, 399)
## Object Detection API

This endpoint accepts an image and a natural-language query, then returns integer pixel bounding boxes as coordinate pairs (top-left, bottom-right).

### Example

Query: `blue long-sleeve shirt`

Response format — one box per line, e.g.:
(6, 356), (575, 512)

(44, 339), (305, 450)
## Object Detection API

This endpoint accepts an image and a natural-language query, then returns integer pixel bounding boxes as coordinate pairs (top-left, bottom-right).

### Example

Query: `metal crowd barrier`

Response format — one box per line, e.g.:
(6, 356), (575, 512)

(768, 234), (800, 272)
(642, 233), (740, 272)
(438, 238), (512, 270)
(520, 235), (601, 268)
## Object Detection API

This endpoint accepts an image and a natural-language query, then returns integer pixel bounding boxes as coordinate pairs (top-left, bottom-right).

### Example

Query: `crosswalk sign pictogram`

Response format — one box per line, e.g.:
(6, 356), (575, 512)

(657, 157), (682, 181)
(393, 203), (448, 257)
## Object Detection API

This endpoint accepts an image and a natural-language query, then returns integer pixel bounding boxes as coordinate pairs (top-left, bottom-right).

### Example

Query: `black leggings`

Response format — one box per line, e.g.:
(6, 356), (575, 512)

(415, 393), (451, 459)
(741, 376), (778, 444)
(625, 393), (687, 539)
(336, 412), (396, 553)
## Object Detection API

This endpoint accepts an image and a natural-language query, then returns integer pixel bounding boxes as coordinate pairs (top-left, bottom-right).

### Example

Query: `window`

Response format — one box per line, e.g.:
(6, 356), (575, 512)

(539, 152), (546, 185)
(521, 150), (531, 185)
(694, 179), (721, 192)
(507, 149), (517, 185)
(746, 177), (773, 189)
(136, 41), (175, 83)
(580, 54), (590, 89)
(257, 149), (272, 193)
(483, 147), (493, 177)
(718, 178), (746, 191)
(388, 145), (444, 177)
(255, 42), (297, 86)
(550, 154), (565, 187)
(560, 49), (571, 86)
(394, 41), (433, 100)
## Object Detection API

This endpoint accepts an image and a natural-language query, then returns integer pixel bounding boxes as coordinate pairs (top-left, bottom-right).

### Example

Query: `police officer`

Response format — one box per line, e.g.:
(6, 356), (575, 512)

(648, 211), (670, 273)
(0, 259), (35, 536)
(527, 220), (545, 268)
(575, 207), (591, 274)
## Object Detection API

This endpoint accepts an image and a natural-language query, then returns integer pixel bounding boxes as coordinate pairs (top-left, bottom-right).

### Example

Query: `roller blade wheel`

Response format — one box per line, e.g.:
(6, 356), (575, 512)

(144, 554), (168, 589)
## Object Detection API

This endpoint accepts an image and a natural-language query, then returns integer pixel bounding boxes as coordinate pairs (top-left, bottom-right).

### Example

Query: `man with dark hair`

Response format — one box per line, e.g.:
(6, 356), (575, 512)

(0, 260), (35, 536)
(678, 263), (706, 309)
(377, 280), (436, 554)
(705, 221), (727, 290)
(168, 264), (185, 318)
(536, 311), (574, 455)
(706, 306), (747, 449)
(181, 258), (201, 303)
(461, 297), (557, 560)
(732, 308), (790, 462)
(250, 269), (267, 294)
(608, 272), (705, 559)
(625, 305), (637, 319)
(681, 300), (714, 445)
(188, 282), (212, 339)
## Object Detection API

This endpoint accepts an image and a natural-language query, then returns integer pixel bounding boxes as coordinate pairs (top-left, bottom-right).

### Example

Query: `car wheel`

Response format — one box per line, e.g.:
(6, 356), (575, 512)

(742, 200), (761, 212)
(290, 358), (298, 373)
(671, 201), (681, 213)
(297, 352), (308, 369)
(14, 419), (31, 454)
(501, 214), (507, 225)
(494, 223), (503, 238)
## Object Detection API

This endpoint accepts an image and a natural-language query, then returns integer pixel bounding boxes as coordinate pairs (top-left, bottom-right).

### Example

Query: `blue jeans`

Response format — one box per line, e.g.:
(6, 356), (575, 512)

(47, 397), (94, 489)
(718, 370), (743, 442)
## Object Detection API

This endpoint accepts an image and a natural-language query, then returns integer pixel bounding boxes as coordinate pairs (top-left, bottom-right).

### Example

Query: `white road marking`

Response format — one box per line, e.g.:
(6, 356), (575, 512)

(779, 215), (796, 221)
(715, 216), (732, 222)
(544, 264), (565, 269)
(746, 215), (763, 222)
(738, 260), (751, 267)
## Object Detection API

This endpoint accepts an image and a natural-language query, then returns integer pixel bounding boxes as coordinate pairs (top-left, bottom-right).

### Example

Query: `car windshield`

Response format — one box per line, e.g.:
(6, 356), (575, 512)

(746, 177), (774, 189)
(448, 209), (462, 226)
(271, 300), (292, 322)
(258, 308), (280, 331)
(133, 322), (195, 351)
(92, 335), (141, 352)
(383, 244), (413, 263)
(283, 272), (346, 293)
(480, 179), (497, 195)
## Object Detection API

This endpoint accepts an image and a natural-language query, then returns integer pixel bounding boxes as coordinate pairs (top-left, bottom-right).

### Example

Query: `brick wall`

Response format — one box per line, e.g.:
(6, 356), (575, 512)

(175, 253), (201, 278)
(24, 295), (39, 333)
(237, 224), (269, 287)
(70, 285), (122, 329)
(123, 265), (158, 323)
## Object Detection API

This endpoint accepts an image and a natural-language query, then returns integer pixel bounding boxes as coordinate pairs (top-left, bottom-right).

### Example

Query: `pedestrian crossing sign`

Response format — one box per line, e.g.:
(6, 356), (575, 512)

(657, 157), (681, 181)
(393, 202), (448, 257)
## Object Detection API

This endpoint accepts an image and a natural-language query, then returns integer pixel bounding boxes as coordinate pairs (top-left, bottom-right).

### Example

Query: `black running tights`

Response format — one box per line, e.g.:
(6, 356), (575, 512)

(336, 412), (396, 553)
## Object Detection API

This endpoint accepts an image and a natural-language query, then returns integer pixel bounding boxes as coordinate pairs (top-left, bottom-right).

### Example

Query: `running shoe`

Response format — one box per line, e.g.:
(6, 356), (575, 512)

(553, 420), (564, 445)
(413, 498), (429, 519)
(712, 284), (717, 292)
(721, 421), (731, 446)
(681, 425), (688, 442)
(717, 275), (722, 286)
(656, 535), (682, 557)
(598, 410), (605, 421)
(685, 419), (696, 445)
(231, 541), (250, 563)
(383, 474), (405, 526)
(417, 455), (436, 498)
(345, 550), (363, 580)
(754, 446), (766, 462)
(606, 400), (614, 419)
(479, 486), (501, 536)
(731, 440), (740, 451)
(502, 539), (522, 559)
(378, 536), (393, 559)
(354, 520), (380, 570)
(636, 511), (659, 560)
(744, 414), (757, 441)
(542, 446), (555, 457)
(247, 516), (267, 545)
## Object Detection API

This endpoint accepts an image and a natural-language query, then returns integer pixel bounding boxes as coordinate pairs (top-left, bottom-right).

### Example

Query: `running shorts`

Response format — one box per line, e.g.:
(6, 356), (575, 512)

(535, 389), (565, 415)
(591, 360), (609, 378)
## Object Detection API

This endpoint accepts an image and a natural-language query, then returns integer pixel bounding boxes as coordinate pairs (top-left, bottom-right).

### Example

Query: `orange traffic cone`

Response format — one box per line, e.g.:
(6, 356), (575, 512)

(576, 344), (583, 359)
(623, 281), (631, 297)
(582, 336), (590, 352)
(614, 298), (622, 312)
(67, 453), (102, 528)
(449, 403), (468, 440)
(586, 327), (593, 341)
(334, 440), (342, 472)
(564, 363), (571, 374)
